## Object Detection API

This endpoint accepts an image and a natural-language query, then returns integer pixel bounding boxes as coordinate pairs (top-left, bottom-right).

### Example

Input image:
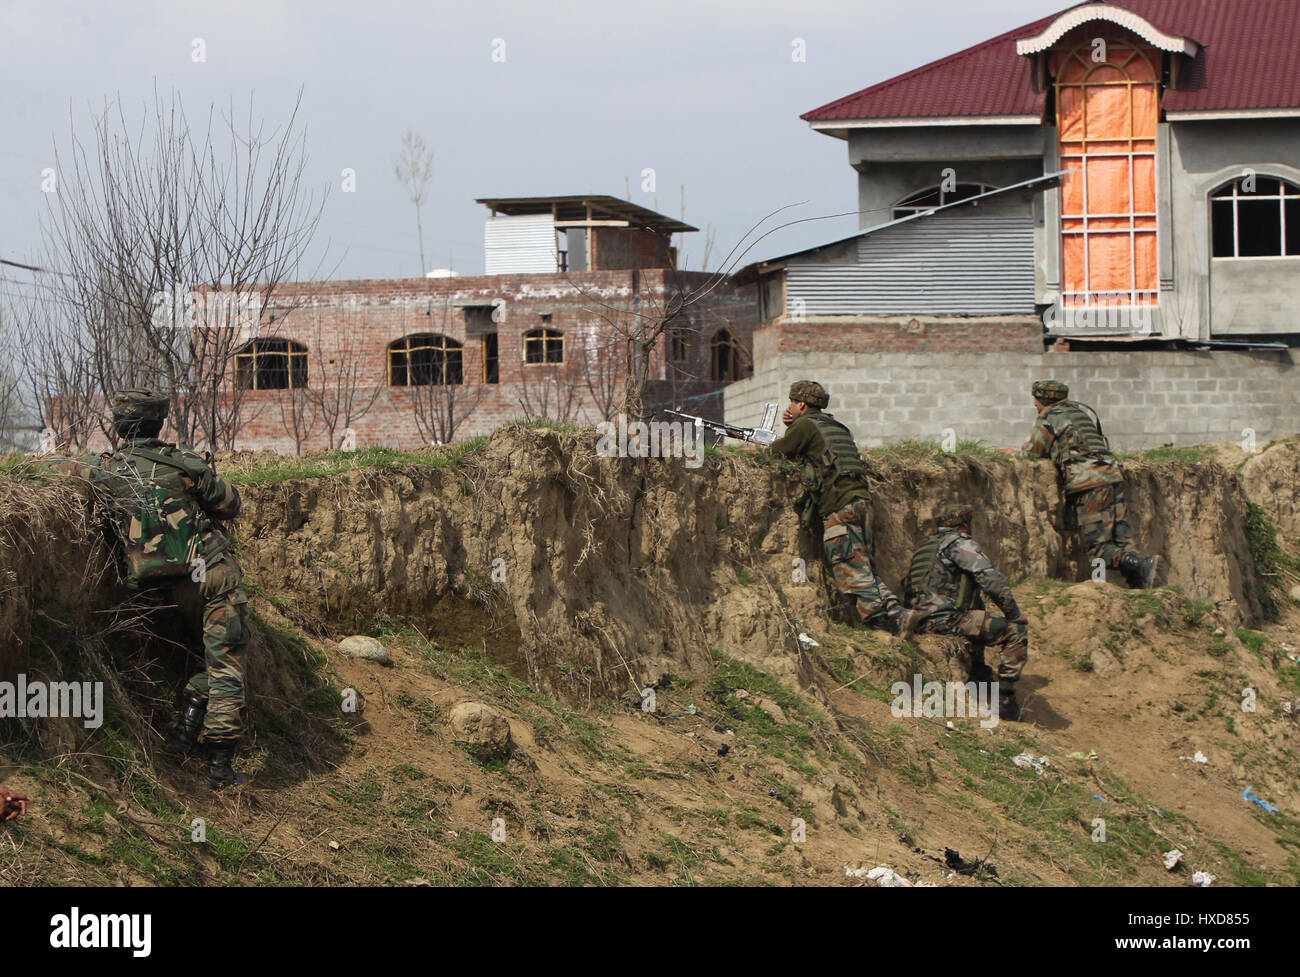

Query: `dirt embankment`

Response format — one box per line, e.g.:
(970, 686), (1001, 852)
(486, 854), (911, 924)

(1, 429), (1266, 699)
(228, 430), (1264, 702)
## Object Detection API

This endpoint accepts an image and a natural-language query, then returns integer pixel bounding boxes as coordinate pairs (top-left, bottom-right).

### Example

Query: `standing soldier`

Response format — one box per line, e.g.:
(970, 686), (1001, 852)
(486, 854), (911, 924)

(91, 390), (251, 789)
(905, 503), (1030, 720)
(1022, 380), (1158, 589)
(767, 381), (918, 636)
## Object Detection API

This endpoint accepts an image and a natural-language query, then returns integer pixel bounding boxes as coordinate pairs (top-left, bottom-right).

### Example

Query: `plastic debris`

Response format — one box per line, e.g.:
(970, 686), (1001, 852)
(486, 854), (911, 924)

(865, 866), (914, 887)
(1162, 849), (1183, 870)
(1091, 795), (1110, 803)
(945, 721), (955, 730)
(1191, 870), (1216, 887)
(1241, 786), (1279, 814)
(687, 703), (697, 715)
(1179, 751), (1209, 764)
(1012, 752), (1051, 776)
(1068, 749), (1099, 761)
(797, 633), (820, 649)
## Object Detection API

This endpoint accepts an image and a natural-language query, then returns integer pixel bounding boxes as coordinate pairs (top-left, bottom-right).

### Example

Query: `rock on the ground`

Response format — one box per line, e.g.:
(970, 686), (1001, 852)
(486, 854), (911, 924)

(449, 701), (514, 762)
(338, 635), (391, 665)
(1289, 584), (1300, 604)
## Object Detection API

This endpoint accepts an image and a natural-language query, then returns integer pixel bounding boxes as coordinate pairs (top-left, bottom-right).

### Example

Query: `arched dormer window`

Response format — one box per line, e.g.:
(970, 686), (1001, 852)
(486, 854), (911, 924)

(523, 328), (564, 364)
(389, 333), (463, 386)
(1211, 176), (1300, 258)
(892, 183), (996, 219)
(234, 338), (307, 390)
(710, 328), (743, 382)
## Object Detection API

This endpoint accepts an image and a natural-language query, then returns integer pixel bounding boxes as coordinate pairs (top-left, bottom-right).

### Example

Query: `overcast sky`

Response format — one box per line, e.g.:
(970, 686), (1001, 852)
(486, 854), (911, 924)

(0, 0), (1058, 293)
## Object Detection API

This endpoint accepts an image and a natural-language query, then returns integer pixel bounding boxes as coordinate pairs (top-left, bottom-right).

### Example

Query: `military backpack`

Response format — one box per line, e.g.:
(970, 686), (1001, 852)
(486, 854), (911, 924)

(91, 447), (205, 588)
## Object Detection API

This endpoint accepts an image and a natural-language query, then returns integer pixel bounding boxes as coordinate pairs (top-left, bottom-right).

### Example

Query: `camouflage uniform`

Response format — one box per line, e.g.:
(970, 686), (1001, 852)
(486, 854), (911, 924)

(905, 504), (1028, 691)
(92, 392), (249, 744)
(769, 381), (907, 633)
(1023, 380), (1155, 589)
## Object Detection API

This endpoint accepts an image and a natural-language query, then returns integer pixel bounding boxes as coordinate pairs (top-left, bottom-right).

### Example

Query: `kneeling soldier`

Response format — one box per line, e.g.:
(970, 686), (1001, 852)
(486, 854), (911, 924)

(905, 503), (1030, 720)
(768, 380), (918, 636)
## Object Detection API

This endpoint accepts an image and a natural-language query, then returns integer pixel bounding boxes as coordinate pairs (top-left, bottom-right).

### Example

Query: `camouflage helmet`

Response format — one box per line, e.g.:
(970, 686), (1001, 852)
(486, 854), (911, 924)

(1031, 379), (1069, 404)
(789, 380), (829, 409)
(939, 502), (974, 527)
(112, 389), (169, 425)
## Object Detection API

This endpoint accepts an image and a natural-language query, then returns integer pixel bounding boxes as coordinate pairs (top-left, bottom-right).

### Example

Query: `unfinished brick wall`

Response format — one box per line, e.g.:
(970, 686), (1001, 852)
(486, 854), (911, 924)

(754, 315), (1044, 359)
(227, 269), (758, 452)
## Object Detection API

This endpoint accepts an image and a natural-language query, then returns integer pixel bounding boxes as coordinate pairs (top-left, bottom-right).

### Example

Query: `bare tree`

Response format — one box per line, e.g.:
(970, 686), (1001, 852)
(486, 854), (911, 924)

(576, 322), (624, 422)
(37, 88), (327, 450)
(10, 286), (100, 452)
(393, 129), (435, 275)
(300, 306), (384, 450)
(516, 366), (581, 424)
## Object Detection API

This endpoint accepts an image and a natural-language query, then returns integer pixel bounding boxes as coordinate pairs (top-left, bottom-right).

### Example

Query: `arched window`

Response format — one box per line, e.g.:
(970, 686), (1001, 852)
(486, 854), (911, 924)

(389, 334), (463, 386)
(668, 327), (692, 363)
(710, 329), (742, 382)
(524, 328), (564, 364)
(235, 338), (308, 390)
(1211, 176), (1300, 258)
(892, 183), (996, 219)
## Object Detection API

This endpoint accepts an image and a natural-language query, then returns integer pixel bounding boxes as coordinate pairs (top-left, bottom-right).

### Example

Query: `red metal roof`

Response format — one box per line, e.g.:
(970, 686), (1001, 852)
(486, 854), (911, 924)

(803, 0), (1300, 124)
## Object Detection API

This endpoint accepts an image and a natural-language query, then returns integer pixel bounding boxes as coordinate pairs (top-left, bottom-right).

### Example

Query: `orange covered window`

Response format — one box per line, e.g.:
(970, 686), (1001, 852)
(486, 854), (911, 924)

(1053, 37), (1159, 308)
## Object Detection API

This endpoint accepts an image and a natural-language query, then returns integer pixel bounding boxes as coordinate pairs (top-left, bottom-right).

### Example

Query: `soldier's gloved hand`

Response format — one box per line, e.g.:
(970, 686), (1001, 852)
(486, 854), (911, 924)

(1013, 613), (1029, 625)
(1, 786), (28, 823)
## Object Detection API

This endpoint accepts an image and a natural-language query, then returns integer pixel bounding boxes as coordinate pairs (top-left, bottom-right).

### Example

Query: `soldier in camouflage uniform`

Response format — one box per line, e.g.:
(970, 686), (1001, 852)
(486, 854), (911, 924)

(1022, 380), (1158, 589)
(767, 381), (919, 636)
(905, 503), (1030, 720)
(93, 390), (250, 789)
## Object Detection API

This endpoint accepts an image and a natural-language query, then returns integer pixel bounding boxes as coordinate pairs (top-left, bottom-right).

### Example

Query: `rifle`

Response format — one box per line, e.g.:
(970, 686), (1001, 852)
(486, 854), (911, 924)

(662, 402), (779, 447)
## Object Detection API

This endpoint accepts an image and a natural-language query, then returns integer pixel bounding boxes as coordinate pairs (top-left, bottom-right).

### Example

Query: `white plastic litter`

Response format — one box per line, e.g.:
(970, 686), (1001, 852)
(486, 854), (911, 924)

(1191, 870), (1216, 888)
(865, 866), (914, 887)
(1012, 752), (1051, 776)
(1178, 751), (1208, 764)
(1163, 849), (1183, 870)
(797, 633), (820, 649)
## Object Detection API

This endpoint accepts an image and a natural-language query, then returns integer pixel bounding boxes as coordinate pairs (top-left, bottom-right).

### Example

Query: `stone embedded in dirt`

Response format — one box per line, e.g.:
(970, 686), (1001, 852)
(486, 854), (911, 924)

(338, 635), (391, 665)
(449, 701), (514, 762)
(1163, 849), (1183, 870)
(1289, 584), (1300, 603)
(755, 697), (787, 724)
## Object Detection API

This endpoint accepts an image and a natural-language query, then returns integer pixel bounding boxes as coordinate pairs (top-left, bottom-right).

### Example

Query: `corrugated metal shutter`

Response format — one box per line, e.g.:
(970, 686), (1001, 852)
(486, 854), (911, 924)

(785, 214), (1034, 315)
(484, 214), (558, 274)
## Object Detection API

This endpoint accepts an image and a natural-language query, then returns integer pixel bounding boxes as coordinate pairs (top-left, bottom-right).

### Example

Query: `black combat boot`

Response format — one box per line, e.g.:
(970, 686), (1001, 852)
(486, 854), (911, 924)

(203, 740), (250, 790)
(969, 661), (996, 686)
(1118, 552), (1159, 590)
(998, 687), (1022, 722)
(163, 691), (207, 756)
(891, 606), (923, 640)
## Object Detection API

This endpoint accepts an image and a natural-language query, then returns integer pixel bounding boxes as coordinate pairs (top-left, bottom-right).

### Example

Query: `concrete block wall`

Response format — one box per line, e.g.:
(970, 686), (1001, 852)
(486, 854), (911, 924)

(725, 347), (1299, 450)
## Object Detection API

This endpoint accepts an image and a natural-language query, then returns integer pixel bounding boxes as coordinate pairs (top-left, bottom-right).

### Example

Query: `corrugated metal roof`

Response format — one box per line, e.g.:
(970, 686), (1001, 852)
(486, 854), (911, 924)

(803, 0), (1300, 124)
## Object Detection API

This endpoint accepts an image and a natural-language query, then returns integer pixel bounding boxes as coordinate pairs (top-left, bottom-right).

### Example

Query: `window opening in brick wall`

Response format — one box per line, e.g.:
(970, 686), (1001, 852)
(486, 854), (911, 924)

(389, 333), (464, 386)
(669, 327), (692, 363)
(463, 305), (496, 333)
(1211, 177), (1300, 258)
(482, 333), (499, 384)
(234, 338), (308, 390)
(524, 328), (564, 364)
(710, 328), (742, 382)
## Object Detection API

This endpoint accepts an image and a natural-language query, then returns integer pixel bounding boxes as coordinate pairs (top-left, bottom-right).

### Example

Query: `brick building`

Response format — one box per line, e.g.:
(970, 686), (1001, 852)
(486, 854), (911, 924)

(227, 196), (758, 453)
